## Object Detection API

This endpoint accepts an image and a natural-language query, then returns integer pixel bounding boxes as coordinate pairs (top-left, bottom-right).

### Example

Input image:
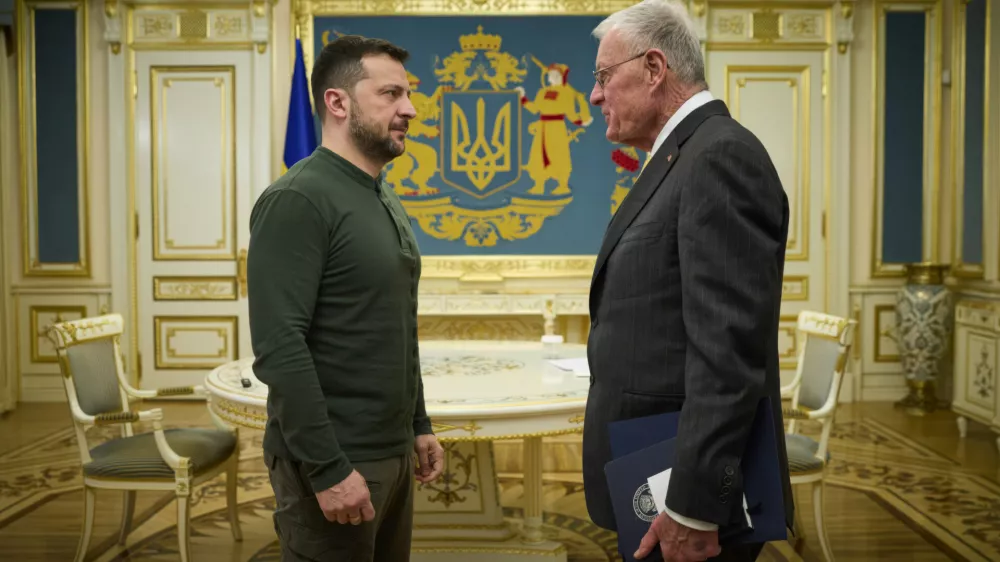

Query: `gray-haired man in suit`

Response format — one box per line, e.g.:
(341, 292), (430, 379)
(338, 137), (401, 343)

(582, 1), (794, 560)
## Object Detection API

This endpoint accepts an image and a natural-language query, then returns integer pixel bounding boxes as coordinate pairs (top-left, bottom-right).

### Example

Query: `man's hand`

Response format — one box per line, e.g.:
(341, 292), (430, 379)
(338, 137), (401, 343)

(414, 434), (444, 483)
(635, 512), (721, 561)
(315, 470), (375, 525)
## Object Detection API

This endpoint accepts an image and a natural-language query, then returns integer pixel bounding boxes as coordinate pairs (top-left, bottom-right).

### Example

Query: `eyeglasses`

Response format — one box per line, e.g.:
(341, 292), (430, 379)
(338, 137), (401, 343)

(592, 51), (669, 90)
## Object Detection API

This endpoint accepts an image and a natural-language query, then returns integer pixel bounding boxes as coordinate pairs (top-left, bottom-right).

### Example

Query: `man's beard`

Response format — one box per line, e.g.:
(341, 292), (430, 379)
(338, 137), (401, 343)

(348, 103), (404, 163)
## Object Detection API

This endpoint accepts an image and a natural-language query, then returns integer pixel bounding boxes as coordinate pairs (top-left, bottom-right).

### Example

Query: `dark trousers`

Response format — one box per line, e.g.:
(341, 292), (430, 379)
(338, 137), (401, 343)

(713, 542), (764, 561)
(265, 452), (415, 562)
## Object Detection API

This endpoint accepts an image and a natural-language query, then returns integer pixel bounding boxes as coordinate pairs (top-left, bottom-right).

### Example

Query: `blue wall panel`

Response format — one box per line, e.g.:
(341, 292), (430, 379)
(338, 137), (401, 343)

(881, 11), (926, 265)
(314, 16), (632, 256)
(962, 0), (987, 265)
(33, 7), (80, 264)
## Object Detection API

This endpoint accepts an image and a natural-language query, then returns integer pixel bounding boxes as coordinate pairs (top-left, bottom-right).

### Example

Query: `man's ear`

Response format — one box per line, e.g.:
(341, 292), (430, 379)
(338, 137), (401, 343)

(324, 88), (349, 120)
(645, 50), (669, 88)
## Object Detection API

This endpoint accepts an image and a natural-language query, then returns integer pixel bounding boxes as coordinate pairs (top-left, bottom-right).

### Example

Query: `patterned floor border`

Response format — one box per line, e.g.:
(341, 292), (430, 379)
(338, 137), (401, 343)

(2, 416), (998, 560)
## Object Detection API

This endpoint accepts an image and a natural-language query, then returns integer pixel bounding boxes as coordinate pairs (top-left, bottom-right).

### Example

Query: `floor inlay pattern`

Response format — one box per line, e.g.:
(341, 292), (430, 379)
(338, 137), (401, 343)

(103, 496), (625, 562)
(798, 420), (1000, 561)
(0, 403), (996, 561)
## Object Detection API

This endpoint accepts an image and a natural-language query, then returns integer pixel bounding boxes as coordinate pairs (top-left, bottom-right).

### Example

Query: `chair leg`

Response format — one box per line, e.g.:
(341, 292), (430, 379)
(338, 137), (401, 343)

(227, 457), (243, 541)
(812, 480), (835, 562)
(74, 486), (96, 562)
(118, 490), (136, 545)
(177, 495), (192, 562)
(792, 488), (807, 554)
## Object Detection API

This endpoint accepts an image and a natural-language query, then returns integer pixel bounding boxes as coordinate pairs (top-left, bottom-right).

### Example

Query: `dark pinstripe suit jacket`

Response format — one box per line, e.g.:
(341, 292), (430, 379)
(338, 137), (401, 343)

(583, 99), (795, 538)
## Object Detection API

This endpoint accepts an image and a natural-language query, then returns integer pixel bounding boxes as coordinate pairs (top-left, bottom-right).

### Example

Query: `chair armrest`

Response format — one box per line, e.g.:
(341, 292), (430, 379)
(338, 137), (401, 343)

(804, 398), (836, 420)
(780, 369), (803, 399)
(112, 350), (206, 401)
(86, 407), (164, 426)
(782, 407), (810, 421)
(89, 408), (192, 471)
(87, 409), (192, 471)
(150, 419), (190, 470)
(121, 382), (208, 400)
(783, 403), (836, 422)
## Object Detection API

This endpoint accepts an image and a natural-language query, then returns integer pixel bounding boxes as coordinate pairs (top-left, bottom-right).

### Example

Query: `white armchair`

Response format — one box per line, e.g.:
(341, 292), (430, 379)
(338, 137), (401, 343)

(46, 313), (242, 562)
(780, 310), (857, 562)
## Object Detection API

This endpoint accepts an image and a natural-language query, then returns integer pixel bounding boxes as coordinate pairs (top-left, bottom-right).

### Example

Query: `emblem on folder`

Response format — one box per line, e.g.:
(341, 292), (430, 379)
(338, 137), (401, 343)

(632, 483), (658, 522)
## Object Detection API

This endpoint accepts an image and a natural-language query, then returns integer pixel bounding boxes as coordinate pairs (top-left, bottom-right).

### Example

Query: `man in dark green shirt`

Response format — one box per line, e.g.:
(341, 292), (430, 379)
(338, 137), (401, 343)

(247, 35), (444, 561)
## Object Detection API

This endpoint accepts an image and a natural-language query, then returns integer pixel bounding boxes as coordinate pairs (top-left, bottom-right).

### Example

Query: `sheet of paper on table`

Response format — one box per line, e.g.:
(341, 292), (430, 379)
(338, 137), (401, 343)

(547, 357), (590, 377)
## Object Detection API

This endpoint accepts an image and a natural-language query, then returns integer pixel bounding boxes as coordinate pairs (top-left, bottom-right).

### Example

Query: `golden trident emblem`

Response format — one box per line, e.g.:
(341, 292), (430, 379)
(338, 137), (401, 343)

(449, 97), (513, 191)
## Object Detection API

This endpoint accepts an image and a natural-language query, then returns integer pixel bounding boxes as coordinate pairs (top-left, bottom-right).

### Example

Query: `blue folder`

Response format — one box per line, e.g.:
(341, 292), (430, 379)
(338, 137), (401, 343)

(604, 397), (787, 561)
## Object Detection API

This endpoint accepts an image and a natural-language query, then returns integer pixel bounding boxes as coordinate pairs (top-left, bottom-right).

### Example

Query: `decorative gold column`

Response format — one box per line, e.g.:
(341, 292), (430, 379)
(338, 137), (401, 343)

(521, 436), (545, 544)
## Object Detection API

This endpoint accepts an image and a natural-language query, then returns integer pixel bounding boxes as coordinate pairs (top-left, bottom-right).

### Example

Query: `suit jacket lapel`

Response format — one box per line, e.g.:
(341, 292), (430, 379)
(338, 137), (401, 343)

(591, 136), (678, 288)
(589, 100), (732, 295)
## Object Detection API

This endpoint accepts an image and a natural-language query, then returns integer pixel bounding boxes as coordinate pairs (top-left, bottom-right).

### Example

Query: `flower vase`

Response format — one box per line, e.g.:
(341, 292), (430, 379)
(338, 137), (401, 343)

(893, 263), (953, 415)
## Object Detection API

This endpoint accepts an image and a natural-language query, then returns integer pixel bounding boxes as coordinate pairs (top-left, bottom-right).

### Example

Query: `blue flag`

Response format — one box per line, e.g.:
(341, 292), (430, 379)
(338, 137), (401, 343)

(282, 38), (317, 173)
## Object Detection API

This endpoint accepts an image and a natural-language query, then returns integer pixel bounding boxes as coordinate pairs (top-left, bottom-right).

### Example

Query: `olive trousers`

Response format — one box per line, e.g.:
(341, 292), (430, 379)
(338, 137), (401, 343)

(265, 452), (415, 562)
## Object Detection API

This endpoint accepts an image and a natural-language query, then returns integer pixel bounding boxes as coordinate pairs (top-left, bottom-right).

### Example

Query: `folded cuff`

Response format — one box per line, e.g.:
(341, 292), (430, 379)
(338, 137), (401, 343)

(413, 416), (434, 436)
(306, 453), (353, 494)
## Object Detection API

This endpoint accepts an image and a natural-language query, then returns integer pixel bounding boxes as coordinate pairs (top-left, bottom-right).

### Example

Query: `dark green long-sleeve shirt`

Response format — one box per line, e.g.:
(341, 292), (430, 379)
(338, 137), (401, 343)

(247, 146), (432, 494)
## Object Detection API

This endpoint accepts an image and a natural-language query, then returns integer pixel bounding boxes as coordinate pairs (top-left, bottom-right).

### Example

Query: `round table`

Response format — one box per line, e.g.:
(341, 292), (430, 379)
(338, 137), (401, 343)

(205, 340), (591, 561)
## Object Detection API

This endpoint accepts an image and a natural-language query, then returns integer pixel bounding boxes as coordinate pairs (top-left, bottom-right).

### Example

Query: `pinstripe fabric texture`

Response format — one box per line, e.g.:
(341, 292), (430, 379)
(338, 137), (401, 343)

(583, 100), (795, 547)
(67, 340), (121, 416)
(83, 428), (237, 479)
(797, 338), (841, 411)
(784, 433), (827, 473)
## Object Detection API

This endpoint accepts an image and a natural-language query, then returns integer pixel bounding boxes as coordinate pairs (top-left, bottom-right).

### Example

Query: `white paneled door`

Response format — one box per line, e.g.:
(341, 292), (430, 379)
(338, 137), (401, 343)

(706, 48), (829, 386)
(133, 51), (254, 390)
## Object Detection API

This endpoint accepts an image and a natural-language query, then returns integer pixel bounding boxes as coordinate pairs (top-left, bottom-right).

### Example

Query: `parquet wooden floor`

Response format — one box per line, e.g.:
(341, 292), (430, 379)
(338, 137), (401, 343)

(0, 400), (995, 561)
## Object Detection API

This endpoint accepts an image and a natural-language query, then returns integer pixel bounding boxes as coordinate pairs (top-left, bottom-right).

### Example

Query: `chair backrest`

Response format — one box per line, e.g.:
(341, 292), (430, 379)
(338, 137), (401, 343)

(47, 314), (133, 463)
(790, 311), (857, 413)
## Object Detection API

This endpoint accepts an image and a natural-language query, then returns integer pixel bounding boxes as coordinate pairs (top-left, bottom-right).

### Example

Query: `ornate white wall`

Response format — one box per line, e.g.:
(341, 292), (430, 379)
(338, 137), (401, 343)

(4, 0), (995, 407)
(848, 0), (1000, 404)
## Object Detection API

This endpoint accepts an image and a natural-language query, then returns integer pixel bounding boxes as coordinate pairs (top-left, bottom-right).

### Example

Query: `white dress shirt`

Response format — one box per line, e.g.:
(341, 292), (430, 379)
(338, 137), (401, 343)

(642, 89), (716, 173)
(642, 89), (722, 533)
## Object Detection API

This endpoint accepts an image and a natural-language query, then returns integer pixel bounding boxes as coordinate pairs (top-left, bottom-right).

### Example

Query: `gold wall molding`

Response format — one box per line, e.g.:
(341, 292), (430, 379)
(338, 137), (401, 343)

(949, 0), (991, 280)
(303, 0), (638, 15)
(418, 317), (546, 341)
(848, 290), (912, 401)
(102, 0), (271, 53)
(698, 1), (857, 51)
(869, 0), (944, 278)
(724, 64), (812, 263)
(28, 305), (87, 363)
(152, 315), (238, 370)
(149, 65), (238, 262)
(0, 20), (16, 410)
(294, 0), (644, 96)
(778, 314), (799, 370)
(873, 303), (900, 362)
(836, 0), (856, 53)
(16, 0), (91, 278)
(13, 291), (112, 393)
(422, 256), (595, 282)
(153, 276), (238, 301)
(782, 275), (810, 301)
